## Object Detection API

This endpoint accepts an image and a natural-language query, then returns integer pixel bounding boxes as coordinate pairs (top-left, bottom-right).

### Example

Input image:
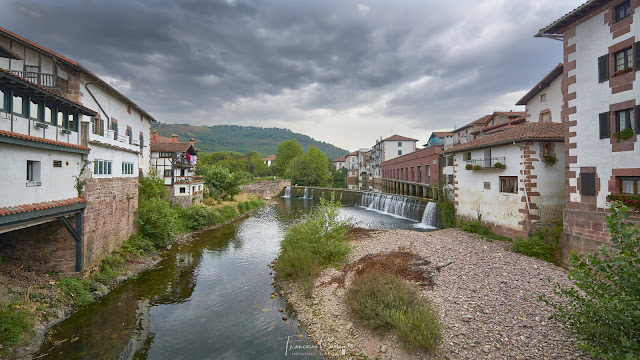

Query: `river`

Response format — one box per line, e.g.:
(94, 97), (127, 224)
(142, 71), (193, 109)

(36, 196), (435, 359)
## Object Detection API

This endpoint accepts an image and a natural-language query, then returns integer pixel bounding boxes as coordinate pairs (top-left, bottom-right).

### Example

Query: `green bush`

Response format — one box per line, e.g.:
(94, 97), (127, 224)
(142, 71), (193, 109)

(274, 194), (351, 296)
(541, 203), (640, 359)
(512, 220), (561, 264)
(346, 271), (441, 352)
(138, 172), (165, 205)
(136, 197), (179, 247)
(121, 234), (156, 256)
(58, 277), (93, 308)
(218, 205), (239, 220)
(460, 220), (491, 236)
(437, 201), (455, 228)
(0, 306), (33, 352)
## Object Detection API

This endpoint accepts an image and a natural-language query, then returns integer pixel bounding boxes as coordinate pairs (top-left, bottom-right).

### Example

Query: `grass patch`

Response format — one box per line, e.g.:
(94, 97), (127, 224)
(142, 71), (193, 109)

(512, 219), (562, 264)
(346, 271), (441, 352)
(459, 220), (511, 242)
(274, 194), (351, 297)
(0, 305), (33, 353)
(57, 277), (93, 308)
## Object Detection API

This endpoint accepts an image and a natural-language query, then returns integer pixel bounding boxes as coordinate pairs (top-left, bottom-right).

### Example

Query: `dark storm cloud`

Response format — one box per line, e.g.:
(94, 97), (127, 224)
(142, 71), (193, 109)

(1, 0), (583, 149)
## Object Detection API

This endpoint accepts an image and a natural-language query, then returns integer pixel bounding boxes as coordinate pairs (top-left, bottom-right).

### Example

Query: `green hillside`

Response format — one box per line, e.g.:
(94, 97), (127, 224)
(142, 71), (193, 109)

(151, 123), (349, 159)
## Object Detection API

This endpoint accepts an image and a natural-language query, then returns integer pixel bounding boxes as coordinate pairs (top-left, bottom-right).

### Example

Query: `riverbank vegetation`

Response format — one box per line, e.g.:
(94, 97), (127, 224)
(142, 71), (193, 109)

(272, 140), (332, 187)
(274, 194), (350, 296)
(346, 271), (442, 352)
(0, 173), (267, 357)
(541, 203), (640, 360)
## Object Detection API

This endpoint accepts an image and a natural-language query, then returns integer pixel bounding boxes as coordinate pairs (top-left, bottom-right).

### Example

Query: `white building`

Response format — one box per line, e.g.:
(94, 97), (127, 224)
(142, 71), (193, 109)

(332, 155), (347, 171)
(150, 131), (204, 208)
(536, 0), (640, 258)
(369, 135), (418, 182)
(0, 27), (155, 271)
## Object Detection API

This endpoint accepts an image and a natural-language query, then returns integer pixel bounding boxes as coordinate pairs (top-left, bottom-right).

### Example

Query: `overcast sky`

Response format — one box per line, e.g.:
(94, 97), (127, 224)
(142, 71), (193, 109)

(1, 0), (582, 151)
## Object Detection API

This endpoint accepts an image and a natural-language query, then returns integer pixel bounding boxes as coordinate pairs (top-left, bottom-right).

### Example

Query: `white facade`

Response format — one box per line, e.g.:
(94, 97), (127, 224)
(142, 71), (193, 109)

(566, 9), (640, 209)
(526, 74), (563, 124)
(345, 153), (358, 178)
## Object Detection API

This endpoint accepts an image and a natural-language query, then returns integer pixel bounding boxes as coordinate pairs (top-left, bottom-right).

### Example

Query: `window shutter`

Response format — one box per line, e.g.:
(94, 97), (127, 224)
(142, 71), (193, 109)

(599, 112), (610, 139)
(636, 105), (640, 134)
(100, 119), (105, 136)
(598, 54), (609, 83)
(635, 41), (640, 71)
(581, 172), (596, 196)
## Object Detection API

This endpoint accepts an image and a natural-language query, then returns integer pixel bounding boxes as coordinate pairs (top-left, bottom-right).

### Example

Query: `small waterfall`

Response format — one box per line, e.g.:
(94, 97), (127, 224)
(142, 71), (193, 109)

(303, 187), (309, 198)
(421, 202), (438, 228)
(282, 186), (291, 198)
(359, 193), (421, 221)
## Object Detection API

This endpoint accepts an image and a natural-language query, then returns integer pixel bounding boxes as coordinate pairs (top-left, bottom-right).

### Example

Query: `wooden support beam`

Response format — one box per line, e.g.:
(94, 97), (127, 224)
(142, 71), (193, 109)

(58, 213), (83, 272)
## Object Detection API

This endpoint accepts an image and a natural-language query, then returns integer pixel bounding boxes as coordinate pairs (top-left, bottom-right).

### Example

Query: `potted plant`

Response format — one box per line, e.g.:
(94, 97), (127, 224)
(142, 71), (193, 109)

(613, 128), (634, 143)
(473, 165), (482, 170)
(494, 162), (505, 169)
(543, 155), (558, 166)
(612, 67), (633, 77)
(465, 164), (473, 170)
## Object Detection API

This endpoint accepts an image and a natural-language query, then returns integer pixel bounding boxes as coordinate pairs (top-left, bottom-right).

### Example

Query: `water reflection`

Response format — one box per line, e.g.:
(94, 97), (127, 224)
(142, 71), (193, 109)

(37, 197), (432, 359)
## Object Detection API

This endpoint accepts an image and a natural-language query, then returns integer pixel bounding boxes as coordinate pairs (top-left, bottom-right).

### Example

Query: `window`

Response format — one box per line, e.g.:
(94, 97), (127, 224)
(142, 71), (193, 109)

(484, 182), (491, 190)
(26, 160), (41, 186)
(540, 94), (546, 102)
(139, 134), (144, 148)
(94, 160), (112, 175)
(12, 94), (24, 116)
(447, 175), (453, 185)
(164, 169), (172, 177)
(160, 152), (172, 158)
(417, 166), (421, 182)
(446, 156), (453, 166)
(500, 176), (517, 193)
(499, 115), (504, 123)
(398, 142), (402, 147)
(398, 150), (402, 156)
(44, 106), (52, 124)
(616, 108), (634, 132)
(122, 162), (134, 175)
(541, 112), (550, 123)
(53, 160), (62, 168)
(465, 152), (471, 160)
(615, 48), (633, 73)
(57, 111), (65, 128)
(615, 1), (631, 22)
(29, 100), (39, 120)
(0, 88), (5, 110)
(68, 114), (76, 131)
(126, 128), (132, 144)
(581, 172), (596, 196)
(620, 177), (640, 194)
(179, 187), (186, 194)
(111, 121), (118, 139)
(542, 143), (552, 157)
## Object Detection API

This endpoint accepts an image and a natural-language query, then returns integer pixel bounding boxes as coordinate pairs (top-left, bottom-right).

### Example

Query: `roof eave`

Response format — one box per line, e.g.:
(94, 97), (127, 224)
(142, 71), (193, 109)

(516, 64), (564, 105)
(444, 137), (564, 154)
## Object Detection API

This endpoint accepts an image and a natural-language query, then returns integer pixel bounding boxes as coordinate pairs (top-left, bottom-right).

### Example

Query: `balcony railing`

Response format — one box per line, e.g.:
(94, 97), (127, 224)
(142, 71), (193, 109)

(174, 175), (204, 184)
(465, 157), (506, 169)
(10, 70), (68, 94)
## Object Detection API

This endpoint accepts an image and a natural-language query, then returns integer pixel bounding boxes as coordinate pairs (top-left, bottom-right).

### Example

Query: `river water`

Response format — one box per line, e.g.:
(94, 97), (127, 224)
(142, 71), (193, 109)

(37, 197), (433, 359)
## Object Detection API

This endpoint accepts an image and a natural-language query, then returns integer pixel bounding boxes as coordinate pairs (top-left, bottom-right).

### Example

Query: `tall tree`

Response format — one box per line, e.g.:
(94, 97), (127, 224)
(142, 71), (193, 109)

(288, 145), (330, 186)
(273, 140), (303, 176)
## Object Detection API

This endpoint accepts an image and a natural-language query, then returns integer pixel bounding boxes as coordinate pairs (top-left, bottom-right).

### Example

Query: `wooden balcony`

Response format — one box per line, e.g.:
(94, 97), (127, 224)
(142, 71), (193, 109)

(10, 70), (68, 94)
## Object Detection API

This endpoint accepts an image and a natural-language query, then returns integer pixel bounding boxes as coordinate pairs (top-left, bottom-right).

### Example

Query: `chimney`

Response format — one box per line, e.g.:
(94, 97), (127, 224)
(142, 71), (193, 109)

(171, 134), (178, 143)
(152, 130), (158, 142)
(189, 138), (195, 147)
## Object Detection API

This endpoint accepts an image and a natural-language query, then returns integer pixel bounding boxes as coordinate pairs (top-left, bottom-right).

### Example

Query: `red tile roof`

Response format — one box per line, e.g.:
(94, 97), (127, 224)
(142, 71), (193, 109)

(0, 27), (79, 66)
(0, 197), (86, 217)
(333, 156), (347, 162)
(263, 155), (276, 161)
(445, 122), (564, 153)
(0, 130), (91, 151)
(382, 134), (418, 142)
(432, 131), (453, 137)
(0, 69), (97, 116)
(150, 141), (192, 153)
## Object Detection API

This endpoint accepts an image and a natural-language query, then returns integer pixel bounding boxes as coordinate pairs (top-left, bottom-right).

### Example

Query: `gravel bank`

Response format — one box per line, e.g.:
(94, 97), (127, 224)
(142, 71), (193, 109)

(278, 228), (591, 360)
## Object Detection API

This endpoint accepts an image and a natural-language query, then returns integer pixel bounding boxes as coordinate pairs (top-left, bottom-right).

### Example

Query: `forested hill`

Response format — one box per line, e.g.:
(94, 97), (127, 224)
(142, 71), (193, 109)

(151, 123), (349, 159)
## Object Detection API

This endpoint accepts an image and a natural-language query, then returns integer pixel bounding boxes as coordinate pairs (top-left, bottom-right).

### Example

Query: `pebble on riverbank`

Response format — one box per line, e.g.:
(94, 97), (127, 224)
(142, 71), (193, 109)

(278, 228), (592, 360)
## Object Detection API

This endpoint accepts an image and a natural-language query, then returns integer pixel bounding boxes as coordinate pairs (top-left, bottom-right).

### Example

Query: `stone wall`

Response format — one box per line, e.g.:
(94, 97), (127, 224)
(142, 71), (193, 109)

(0, 216), (78, 273)
(165, 186), (203, 208)
(240, 179), (291, 199)
(82, 177), (138, 270)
